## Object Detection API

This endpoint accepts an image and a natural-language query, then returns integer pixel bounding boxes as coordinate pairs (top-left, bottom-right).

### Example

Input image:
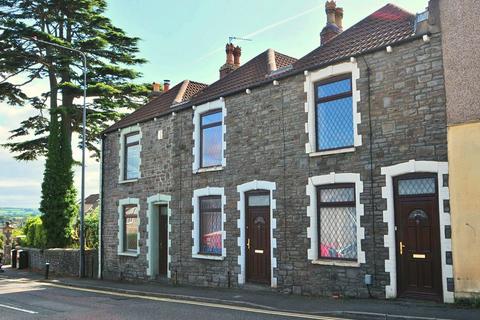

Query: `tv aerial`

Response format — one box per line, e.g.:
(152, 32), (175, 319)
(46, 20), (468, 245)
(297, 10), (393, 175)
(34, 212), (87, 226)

(229, 36), (252, 44)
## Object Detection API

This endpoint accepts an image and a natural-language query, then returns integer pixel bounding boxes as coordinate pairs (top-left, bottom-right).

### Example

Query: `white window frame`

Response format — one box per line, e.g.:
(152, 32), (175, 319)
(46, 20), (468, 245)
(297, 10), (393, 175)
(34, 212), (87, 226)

(306, 172), (365, 267)
(117, 197), (140, 257)
(119, 125), (142, 183)
(304, 61), (362, 157)
(191, 187), (226, 260)
(192, 98), (226, 173)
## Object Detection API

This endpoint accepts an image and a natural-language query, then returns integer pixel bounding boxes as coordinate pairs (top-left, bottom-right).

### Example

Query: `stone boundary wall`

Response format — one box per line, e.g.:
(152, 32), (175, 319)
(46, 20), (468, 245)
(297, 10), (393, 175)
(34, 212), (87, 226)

(20, 247), (98, 278)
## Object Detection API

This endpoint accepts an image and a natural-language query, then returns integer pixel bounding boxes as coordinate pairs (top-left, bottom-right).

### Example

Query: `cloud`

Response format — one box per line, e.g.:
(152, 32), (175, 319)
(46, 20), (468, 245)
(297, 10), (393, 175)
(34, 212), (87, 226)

(194, 4), (322, 63)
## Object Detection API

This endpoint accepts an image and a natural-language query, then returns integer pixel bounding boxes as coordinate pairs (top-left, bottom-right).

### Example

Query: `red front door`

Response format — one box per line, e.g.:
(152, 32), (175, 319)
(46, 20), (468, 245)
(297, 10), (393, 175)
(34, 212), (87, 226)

(394, 174), (443, 300)
(246, 191), (271, 285)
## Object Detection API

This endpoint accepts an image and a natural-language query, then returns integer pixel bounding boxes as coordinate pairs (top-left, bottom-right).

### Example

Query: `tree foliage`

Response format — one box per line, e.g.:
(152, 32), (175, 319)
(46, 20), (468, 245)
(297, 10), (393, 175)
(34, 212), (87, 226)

(39, 109), (77, 248)
(0, 0), (150, 160)
(22, 216), (47, 248)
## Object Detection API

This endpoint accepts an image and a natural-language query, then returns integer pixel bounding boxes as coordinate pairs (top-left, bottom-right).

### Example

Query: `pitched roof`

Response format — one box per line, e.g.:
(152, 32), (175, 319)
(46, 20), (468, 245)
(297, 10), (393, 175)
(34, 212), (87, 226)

(103, 4), (417, 134)
(104, 80), (207, 133)
(293, 4), (415, 71)
(189, 49), (297, 106)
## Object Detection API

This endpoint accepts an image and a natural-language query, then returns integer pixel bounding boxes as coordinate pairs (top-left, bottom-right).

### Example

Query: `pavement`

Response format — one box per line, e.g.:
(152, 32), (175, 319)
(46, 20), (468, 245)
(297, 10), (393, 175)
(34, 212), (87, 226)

(1, 266), (479, 320)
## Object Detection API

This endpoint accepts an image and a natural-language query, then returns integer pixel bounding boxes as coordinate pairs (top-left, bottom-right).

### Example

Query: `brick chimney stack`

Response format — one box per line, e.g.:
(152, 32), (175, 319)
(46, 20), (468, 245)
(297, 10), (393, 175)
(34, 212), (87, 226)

(219, 43), (241, 79)
(163, 80), (170, 92)
(320, 1), (343, 45)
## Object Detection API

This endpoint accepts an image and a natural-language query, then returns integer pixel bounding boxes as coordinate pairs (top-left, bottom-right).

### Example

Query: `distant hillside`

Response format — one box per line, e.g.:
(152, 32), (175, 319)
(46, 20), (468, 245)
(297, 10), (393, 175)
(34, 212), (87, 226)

(0, 207), (40, 217)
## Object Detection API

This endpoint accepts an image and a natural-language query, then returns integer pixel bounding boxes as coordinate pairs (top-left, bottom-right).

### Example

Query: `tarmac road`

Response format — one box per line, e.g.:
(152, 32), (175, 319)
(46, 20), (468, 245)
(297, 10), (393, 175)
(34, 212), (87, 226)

(0, 276), (345, 320)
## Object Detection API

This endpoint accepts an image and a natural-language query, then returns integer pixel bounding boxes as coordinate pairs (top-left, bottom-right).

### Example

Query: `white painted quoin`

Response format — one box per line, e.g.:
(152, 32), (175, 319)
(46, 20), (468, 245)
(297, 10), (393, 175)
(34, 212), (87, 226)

(191, 187), (226, 260)
(236, 180), (277, 287)
(381, 160), (453, 303)
(192, 98), (227, 173)
(117, 197), (140, 257)
(306, 172), (366, 266)
(304, 61), (362, 156)
(146, 194), (172, 279)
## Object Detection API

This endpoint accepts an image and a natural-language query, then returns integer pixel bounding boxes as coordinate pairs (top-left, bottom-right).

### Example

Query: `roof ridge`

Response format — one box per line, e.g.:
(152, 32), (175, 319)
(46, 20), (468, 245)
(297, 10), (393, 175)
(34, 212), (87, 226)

(174, 80), (190, 103)
(267, 48), (277, 72)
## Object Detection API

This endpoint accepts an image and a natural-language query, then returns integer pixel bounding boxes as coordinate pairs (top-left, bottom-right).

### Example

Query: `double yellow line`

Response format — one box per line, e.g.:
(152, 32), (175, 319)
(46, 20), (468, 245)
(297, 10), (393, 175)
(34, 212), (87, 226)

(43, 282), (347, 320)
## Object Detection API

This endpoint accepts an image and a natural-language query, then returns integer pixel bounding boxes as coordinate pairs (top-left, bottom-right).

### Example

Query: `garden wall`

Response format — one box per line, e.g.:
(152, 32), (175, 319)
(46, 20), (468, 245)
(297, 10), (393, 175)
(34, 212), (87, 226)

(21, 247), (98, 278)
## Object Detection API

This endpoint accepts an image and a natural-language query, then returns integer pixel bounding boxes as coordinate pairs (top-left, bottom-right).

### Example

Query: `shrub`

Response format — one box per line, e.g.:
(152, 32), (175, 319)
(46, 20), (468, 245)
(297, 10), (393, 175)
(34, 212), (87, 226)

(85, 208), (99, 249)
(23, 216), (46, 248)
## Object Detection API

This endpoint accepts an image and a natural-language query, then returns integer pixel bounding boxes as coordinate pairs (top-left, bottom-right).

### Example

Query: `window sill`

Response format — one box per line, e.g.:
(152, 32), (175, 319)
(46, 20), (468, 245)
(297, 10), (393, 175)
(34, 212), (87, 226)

(118, 179), (139, 184)
(308, 147), (355, 157)
(311, 259), (360, 267)
(192, 254), (225, 261)
(118, 251), (139, 257)
(194, 166), (224, 174)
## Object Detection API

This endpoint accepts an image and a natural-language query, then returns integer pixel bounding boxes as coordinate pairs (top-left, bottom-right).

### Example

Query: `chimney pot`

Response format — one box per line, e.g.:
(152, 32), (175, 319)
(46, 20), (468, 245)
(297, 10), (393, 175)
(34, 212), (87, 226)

(226, 43), (234, 65)
(335, 7), (344, 30)
(325, 0), (336, 24)
(233, 46), (241, 67)
(152, 82), (161, 92)
(163, 80), (170, 92)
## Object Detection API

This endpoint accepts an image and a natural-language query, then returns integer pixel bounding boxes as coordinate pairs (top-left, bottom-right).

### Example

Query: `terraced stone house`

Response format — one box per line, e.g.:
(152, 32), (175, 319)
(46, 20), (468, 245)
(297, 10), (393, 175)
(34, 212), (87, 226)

(100, 1), (454, 302)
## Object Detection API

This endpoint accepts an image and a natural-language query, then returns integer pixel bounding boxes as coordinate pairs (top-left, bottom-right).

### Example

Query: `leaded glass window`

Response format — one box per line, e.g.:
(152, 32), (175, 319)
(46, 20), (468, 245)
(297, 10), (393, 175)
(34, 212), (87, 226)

(317, 184), (357, 261)
(315, 75), (354, 151)
(398, 177), (436, 195)
(124, 132), (140, 180)
(201, 110), (222, 167)
(199, 196), (222, 255)
(123, 205), (138, 252)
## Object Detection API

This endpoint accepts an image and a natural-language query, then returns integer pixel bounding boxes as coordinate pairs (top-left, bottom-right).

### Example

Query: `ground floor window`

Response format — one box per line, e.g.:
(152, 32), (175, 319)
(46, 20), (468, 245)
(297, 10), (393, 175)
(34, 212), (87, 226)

(192, 187), (225, 260)
(123, 205), (139, 252)
(317, 184), (357, 260)
(199, 196), (222, 255)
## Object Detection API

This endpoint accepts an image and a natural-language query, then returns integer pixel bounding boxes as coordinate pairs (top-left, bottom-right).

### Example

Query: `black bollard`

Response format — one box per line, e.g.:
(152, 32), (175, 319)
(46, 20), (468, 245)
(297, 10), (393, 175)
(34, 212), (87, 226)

(45, 262), (50, 279)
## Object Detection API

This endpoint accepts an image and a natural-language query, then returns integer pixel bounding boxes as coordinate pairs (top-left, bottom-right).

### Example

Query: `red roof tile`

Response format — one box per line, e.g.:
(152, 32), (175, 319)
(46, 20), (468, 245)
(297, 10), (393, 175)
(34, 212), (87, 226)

(293, 4), (415, 71)
(104, 4), (417, 134)
(104, 80), (207, 133)
(189, 49), (297, 106)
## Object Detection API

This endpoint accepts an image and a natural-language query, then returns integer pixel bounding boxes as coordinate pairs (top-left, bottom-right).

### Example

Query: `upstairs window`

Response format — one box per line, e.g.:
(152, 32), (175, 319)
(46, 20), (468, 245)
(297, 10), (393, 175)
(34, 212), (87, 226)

(199, 196), (222, 255)
(124, 132), (140, 180)
(200, 110), (222, 167)
(317, 184), (357, 261)
(315, 75), (353, 151)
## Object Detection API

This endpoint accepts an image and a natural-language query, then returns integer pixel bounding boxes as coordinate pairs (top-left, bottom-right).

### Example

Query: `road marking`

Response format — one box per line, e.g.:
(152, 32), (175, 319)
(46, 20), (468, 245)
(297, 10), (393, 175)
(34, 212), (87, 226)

(42, 282), (347, 320)
(0, 303), (38, 314)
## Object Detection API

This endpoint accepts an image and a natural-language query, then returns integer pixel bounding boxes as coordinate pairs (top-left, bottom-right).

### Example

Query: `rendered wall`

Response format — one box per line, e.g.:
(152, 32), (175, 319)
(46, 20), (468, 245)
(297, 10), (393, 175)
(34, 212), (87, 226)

(448, 123), (480, 297)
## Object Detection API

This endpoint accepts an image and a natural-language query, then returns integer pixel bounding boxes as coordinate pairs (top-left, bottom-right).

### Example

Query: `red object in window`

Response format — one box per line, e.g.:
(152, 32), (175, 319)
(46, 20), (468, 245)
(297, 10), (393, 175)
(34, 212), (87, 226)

(202, 231), (222, 254)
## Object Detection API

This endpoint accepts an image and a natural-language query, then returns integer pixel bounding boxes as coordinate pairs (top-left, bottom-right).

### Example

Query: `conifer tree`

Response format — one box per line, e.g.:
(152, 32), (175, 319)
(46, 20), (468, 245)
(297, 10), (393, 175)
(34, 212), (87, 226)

(0, 0), (149, 247)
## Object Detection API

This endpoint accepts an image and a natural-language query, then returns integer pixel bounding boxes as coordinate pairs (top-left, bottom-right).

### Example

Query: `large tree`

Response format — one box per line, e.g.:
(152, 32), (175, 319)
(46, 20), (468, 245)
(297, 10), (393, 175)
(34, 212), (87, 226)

(0, 0), (149, 247)
(0, 0), (149, 160)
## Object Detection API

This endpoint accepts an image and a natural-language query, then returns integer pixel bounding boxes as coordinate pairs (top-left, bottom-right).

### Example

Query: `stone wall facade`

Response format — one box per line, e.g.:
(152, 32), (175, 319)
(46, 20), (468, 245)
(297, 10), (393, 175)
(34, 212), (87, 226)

(22, 248), (97, 278)
(101, 34), (451, 299)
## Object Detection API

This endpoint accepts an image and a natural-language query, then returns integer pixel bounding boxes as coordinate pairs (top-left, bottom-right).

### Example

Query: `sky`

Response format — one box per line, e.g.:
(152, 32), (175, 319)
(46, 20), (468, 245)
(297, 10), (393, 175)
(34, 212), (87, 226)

(0, 0), (428, 209)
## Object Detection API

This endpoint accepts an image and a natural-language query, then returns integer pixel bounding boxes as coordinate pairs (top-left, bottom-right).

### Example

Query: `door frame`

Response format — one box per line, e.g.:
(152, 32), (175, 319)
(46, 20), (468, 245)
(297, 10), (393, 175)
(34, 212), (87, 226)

(147, 194), (172, 279)
(381, 160), (453, 303)
(237, 180), (277, 288)
(393, 172), (443, 300)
